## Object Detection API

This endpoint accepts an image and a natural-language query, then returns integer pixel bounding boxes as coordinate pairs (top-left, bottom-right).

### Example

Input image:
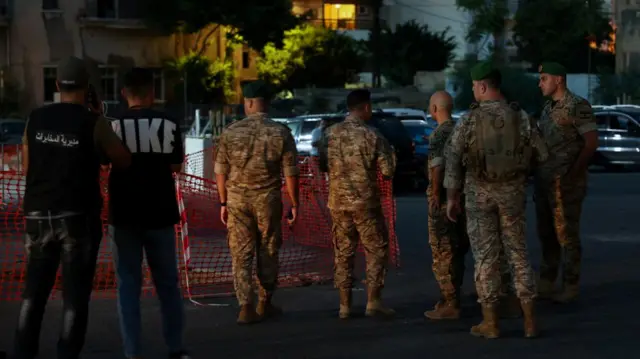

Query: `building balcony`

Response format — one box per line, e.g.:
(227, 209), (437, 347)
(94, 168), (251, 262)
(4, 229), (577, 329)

(79, 0), (147, 30)
(308, 18), (374, 31)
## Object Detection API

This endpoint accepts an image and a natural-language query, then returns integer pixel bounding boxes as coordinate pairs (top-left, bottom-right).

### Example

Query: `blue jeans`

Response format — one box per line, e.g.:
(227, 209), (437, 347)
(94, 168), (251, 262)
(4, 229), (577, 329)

(110, 226), (185, 357)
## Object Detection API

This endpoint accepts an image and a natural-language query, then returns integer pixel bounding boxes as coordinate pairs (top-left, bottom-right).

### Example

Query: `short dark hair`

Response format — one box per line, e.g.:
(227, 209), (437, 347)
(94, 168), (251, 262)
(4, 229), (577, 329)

(346, 89), (371, 111)
(483, 69), (502, 88)
(123, 67), (153, 98)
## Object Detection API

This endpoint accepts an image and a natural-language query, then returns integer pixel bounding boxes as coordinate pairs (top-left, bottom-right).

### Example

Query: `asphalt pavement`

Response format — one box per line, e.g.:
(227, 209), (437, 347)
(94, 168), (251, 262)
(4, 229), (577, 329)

(1, 171), (639, 358)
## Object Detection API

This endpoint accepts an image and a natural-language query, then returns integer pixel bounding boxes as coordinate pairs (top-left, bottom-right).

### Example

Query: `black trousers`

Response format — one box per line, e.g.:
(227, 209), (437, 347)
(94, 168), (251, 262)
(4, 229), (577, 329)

(13, 211), (102, 359)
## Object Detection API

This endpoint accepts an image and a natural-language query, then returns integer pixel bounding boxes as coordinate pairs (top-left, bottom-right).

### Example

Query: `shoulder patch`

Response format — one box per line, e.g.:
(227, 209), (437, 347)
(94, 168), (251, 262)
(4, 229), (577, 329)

(575, 102), (592, 120)
(509, 102), (520, 111)
(469, 102), (479, 110)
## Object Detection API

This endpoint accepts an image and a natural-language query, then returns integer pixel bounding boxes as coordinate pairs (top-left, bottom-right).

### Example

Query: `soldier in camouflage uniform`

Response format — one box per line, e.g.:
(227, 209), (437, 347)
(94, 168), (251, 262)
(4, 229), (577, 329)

(214, 80), (300, 324)
(445, 62), (548, 339)
(535, 62), (598, 303)
(423, 91), (470, 320)
(326, 89), (396, 320)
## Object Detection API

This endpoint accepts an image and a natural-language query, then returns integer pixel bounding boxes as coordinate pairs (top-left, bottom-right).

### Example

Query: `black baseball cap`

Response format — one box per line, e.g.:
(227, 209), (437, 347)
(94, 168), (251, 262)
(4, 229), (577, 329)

(56, 56), (89, 87)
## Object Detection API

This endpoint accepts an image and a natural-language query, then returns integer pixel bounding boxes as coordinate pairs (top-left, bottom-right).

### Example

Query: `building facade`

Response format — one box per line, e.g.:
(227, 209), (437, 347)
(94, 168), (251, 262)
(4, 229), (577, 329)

(1, 0), (261, 111)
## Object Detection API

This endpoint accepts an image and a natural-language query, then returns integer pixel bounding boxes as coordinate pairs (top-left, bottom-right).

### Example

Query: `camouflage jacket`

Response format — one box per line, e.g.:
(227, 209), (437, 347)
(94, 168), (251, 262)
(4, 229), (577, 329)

(444, 100), (548, 192)
(326, 115), (396, 211)
(426, 119), (456, 200)
(536, 91), (597, 181)
(213, 112), (299, 201)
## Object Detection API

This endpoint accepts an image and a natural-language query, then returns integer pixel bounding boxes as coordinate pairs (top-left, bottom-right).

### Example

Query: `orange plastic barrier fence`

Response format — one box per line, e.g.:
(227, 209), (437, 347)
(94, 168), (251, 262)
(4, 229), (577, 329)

(0, 145), (399, 301)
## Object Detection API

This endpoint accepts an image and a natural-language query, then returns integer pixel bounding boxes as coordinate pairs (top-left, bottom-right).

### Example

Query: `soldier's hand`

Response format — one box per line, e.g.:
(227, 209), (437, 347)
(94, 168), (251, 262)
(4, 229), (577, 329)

(446, 199), (460, 222)
(287, 206), (298, 226)
(220, 206), (228, 226)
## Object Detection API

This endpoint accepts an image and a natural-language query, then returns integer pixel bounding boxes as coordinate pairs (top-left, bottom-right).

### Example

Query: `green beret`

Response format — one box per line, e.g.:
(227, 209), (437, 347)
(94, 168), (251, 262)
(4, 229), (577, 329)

(538, 62), (566, 76)
(470, 61), (497, 81)
(242, 80), (270, 99)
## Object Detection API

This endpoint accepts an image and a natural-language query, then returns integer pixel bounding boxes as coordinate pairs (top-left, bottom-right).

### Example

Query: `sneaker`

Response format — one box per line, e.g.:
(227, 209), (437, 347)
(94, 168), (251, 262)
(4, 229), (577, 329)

(169, 351), (192, 359)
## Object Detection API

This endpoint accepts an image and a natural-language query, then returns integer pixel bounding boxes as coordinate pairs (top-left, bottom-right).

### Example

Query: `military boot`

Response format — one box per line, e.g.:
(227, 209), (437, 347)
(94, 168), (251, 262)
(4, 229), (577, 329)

(520, 300), (538, 338)
(237, 304), (261, 325)
(256, 293), (283, 320)
(537, 277), (556, 300)
(424, 299), (461, 320)
(470, 304), (500, 339)
(552, 284), (579, 304)
(499, 294), (522, 318)
(338, 289), (352, 319)
(365, 287), (395, 319)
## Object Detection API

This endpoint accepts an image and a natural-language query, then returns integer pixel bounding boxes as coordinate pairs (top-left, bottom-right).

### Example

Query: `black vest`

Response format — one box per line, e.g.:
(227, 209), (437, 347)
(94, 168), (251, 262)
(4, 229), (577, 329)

(23, 103), (102, 213)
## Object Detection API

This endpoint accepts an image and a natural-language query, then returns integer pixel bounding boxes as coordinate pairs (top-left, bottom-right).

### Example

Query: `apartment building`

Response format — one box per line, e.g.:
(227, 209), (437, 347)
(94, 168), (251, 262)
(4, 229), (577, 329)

(614, 0), (639, 73)
(293, 0), (376, 41)
(1, 0), (258, 110)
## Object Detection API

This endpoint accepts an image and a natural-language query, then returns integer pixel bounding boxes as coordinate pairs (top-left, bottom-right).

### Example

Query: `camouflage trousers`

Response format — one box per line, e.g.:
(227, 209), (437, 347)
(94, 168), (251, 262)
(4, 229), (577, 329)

(428, 204), (469, 303)
(535, 175), (586, 286)
(331, 208), (389, 290)
(466, 188), (536, 304)
(226, 191), (283, 305)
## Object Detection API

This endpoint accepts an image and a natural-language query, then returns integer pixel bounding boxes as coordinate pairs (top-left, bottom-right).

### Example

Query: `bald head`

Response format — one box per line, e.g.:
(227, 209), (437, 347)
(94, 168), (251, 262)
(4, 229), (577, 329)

(429, 91), (453, 123)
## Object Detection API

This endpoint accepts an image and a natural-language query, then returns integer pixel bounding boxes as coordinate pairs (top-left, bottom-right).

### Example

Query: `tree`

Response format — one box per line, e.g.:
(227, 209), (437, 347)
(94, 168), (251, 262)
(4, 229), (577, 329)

(452, 57), (544, 114)
(140, 0), (305, 53)
(513, 0), (615, 73)
(257, 24), (368, 91)
(164, 53), (235, 104)
(456, 0), (509, 64)
(374, 21), (457, 87)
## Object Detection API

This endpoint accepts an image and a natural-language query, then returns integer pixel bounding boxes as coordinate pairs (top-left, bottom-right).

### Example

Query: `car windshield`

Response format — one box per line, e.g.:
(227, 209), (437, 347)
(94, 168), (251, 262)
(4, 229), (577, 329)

(394, 115), (424, 121)
(286, 121), (301, 135)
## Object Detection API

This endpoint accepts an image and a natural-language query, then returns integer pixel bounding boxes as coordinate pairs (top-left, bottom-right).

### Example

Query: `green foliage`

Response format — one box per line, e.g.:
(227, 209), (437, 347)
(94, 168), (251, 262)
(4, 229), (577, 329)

(164, 53), (235, 104)
(513, 0), (614, 73)
(451, 58), (544, 114)
(140, 0), (305, 50)
(257, 24), (368, 91)
(373, 20), (457, 86)
(456, 0), (508, 44)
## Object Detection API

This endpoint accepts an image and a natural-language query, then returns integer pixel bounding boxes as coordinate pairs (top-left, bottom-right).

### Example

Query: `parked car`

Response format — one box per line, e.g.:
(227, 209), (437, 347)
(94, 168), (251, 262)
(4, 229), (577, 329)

(592, 108), (640, 169)
(400, 119), (434, 160)
(381, 108), (437, 127)
(0, 119), (25, 145)
(286, 112), (420, 189)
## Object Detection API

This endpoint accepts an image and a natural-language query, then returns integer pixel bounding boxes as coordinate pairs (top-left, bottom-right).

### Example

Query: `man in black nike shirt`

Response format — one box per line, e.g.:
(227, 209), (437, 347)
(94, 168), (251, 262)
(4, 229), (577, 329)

(14, 56), (131, 359)
(106, 67), (189, 359)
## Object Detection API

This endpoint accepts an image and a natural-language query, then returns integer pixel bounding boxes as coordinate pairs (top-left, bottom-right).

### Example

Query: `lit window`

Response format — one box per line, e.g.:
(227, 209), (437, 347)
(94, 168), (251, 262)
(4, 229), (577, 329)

(323, 4), (356, 30)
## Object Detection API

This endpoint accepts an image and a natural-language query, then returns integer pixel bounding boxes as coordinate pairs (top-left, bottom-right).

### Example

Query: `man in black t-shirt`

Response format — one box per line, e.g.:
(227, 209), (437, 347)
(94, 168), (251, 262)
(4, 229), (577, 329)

(106, 68), (189, 359)
(14, 56), (131, 359)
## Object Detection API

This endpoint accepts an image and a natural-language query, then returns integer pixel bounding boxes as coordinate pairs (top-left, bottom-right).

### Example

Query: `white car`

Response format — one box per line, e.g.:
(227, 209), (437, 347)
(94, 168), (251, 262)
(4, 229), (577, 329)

(380, 108), (437, 126)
